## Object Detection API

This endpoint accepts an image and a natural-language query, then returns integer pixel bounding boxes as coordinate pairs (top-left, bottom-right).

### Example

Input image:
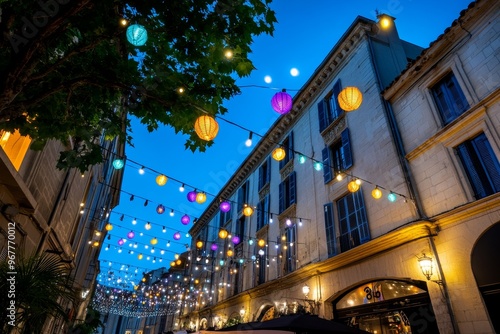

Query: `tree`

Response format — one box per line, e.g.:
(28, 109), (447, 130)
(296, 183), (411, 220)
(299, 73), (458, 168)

(0, 0), (276, 172)
(0, 252), (77, 334)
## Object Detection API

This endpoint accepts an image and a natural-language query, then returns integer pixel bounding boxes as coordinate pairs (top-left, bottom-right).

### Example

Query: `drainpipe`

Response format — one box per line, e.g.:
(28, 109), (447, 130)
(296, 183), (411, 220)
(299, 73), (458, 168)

(428, 230), (460, 334)
(366, 37), (426, 220)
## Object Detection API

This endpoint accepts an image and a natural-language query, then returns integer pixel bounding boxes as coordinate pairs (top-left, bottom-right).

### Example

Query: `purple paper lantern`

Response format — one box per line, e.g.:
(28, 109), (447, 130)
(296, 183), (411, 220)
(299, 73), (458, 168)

(232, 236), (240, 245)
(156, 204), (165, 214)
(117, 239), (125, 246)
(173, 232), (181, 240)
(181, 214), (190, 225)
(127, 231), (135, 239)
(210, 243), (218, 251)
(271, 90), (293, 114)
(187, 191), (197, 202)
(220, 201), (231, 213)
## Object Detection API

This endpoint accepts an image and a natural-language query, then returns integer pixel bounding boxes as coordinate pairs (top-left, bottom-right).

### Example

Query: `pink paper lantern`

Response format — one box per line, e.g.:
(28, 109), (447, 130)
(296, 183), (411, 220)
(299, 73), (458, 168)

(271, 90), (293, 114)
(173, 232), (181, 240)
(181, 214), (190, 225)
(210, 243), (218, 251)
(117, 239), (125, 246)
(220, 201), (231, 213)
(232, 236), (240, 245)
(187, 191), (197, 202)
(127, 231), (135, 239)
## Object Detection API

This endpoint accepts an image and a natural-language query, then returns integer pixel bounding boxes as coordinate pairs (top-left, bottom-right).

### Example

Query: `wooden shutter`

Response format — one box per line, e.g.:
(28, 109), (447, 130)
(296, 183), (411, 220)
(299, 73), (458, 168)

(322, 146), (332, 183)
(341, 128), (353, 170)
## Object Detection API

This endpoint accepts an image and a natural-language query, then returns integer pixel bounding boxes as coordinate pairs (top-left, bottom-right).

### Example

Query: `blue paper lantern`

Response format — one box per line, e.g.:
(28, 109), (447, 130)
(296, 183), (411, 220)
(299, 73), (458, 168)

(126, 24), (148, 46)
(112, 158), (124, 169)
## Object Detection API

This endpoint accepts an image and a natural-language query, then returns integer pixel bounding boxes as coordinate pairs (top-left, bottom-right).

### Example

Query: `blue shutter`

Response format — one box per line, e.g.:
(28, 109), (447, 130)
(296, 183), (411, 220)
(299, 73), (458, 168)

(322, 146), (332, 184)
(237, 186), (244, 212)
(278, 181), (285, 213)
(474, 134), (500, 192)
(264, 194), (270, 224)
(323, 203), (336, 257)
(341, 128), (353, 170)
(289, 171), (296, 205)
(266, 156), (272, 186)
(318, 100), (327, 132)
(332, 79), (343, 118)
(258, 164), (264, 190)
(256, 200), (263, 230)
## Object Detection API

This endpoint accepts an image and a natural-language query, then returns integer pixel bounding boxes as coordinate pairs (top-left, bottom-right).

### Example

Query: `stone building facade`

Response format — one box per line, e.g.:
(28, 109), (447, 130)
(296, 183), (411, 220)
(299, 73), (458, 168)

(177, 1), (499, 333)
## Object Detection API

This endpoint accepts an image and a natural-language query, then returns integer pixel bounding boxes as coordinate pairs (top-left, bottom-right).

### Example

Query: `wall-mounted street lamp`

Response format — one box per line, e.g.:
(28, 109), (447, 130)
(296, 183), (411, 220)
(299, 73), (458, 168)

(302, 284), (310, 299)
(418, 253), (443, 285)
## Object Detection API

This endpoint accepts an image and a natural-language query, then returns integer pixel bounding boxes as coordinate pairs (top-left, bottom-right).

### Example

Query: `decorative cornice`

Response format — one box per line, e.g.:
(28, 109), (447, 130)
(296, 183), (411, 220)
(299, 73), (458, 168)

(321, 115), (347, 145)
(279, 160), (294, 181)
(258, 183), (270, 200)
(278, 203), (297, 229)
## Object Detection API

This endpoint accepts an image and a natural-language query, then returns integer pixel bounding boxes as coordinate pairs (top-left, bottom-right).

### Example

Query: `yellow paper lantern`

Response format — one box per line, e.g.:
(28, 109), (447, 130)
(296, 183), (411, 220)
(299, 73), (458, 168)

(227, 249), (234, 257)
(348, 180), (360, 193)
(105, 223), (113, 231)
(194, 115), (219, 141)
(156, 174), (168, 186)
(219, 229), (228, 239)
(338, 87), (363, 112)
(196, 192), (207, 204)
(258, 239), (266, 247)
(372, 187), (383, 199)
(243, 206), (253, 217)
(150, 237), (158, 245)
(170, 261), (176, 267)
(272, 147), (286, 161)
(196, 240), (203, 249)
(176, 259), (181, 265)
(138, 253), (143, 260)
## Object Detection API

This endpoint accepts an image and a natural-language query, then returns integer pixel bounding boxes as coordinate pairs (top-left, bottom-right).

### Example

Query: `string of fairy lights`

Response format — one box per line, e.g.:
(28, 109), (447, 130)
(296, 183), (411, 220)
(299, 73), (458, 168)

(93, 22), (414, 317)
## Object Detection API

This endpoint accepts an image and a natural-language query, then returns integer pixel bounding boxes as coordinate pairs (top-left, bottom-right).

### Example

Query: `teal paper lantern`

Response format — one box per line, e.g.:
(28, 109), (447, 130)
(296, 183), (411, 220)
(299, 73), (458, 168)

(126, 24), (148, 46)
(112, 158), (125, 169)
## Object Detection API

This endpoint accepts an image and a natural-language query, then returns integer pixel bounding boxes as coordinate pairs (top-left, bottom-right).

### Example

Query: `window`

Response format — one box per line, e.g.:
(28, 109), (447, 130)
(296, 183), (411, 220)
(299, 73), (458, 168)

(237, 180), (250, 212)
(431, 72), (469, 125)
(0, 130), (31, 170)
(456, 133), (500, 199)
(219, 206), (232, 227)
(236, 216), (246, 241)
(257, 247), (267, 285)
(279, 132), (294, 170)
(256, 194), (270, 230)
(324, 203), (337, 258)
(337, 189), (370, 252)
(322, 128), (353, 183)
(318, 79), (343, 132)
(258, 157), (271, 190)
(284, 225), (297, 274)
(279, 171), (296, 213)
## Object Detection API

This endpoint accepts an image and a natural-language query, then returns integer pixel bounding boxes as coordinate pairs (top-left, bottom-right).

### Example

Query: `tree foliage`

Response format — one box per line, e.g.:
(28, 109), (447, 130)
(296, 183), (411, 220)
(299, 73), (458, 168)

(0, 0), (276, 172)
(0, 252), (77, 334)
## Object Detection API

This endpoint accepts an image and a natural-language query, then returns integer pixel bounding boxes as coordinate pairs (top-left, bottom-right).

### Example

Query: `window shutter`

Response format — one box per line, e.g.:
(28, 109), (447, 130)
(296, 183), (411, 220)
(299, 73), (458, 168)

(318, 100), (327, 132)
(341, 128), (353, 170)
(266, 156), (272, 186)
(457, 143), (487, 199)
(289, 171), (296, 205)
(278, 181), (285, 213)
(474, 133), (500, 192)
(324, 203), (336, 257)
(322, 146), (332, 183)
(264, 194), (270, 224)
(237, 187), (244, 212)
(332, 79), (343, 118)
(256, 200), (262, 229)
(258, 164), (264, 190)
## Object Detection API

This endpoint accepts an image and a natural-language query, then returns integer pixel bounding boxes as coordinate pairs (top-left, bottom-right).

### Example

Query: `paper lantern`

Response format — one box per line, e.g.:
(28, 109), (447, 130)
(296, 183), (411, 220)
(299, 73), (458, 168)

(272, 147), (286, 161)
(112, 158), (125, 169)
(218, 229), (228, 239)
(173, 232), (181, 240)
(232, 236), (240, 245)
(138, 253), (143, 260)
(187, 191), (197, 202)
(126, 24), (148, 46)
(227, 249), (234, 257)
(348, 180), (360, 193)
(156, 174), (168, 186)
(210, 243), (218, 251)
(176, 259), (181, 265)
(118, 239), (124, 246)
(170, 261), (176, 267)
(150, 237), (158, 245)
(388, 192), (397, 202)
(196, 192), (207, 204)
(194, 115), (219, 141)
(220, 201), (231, 213)
(156, 204), (165, 214)
(258, 239), (266, 247)
(372, 187), (383, 199)
(127, 231), (135, 239)
(105, 223), (113, 231)
(338, 86), (363, 112)
(271, 90), (293, 114)
(196, 240), (203, 249)
(181, 214), (190, 225)
(243, 206), (253, 217)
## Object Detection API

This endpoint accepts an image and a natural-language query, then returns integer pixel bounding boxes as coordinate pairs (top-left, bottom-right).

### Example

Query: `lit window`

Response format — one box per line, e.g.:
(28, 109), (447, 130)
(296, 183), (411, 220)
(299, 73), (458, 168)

(0, 130), (31, 170)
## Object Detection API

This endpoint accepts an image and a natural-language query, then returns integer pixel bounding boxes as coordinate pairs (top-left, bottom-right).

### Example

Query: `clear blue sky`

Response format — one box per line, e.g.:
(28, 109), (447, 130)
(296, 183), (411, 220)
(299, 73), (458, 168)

(97, 0), (473, 289)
